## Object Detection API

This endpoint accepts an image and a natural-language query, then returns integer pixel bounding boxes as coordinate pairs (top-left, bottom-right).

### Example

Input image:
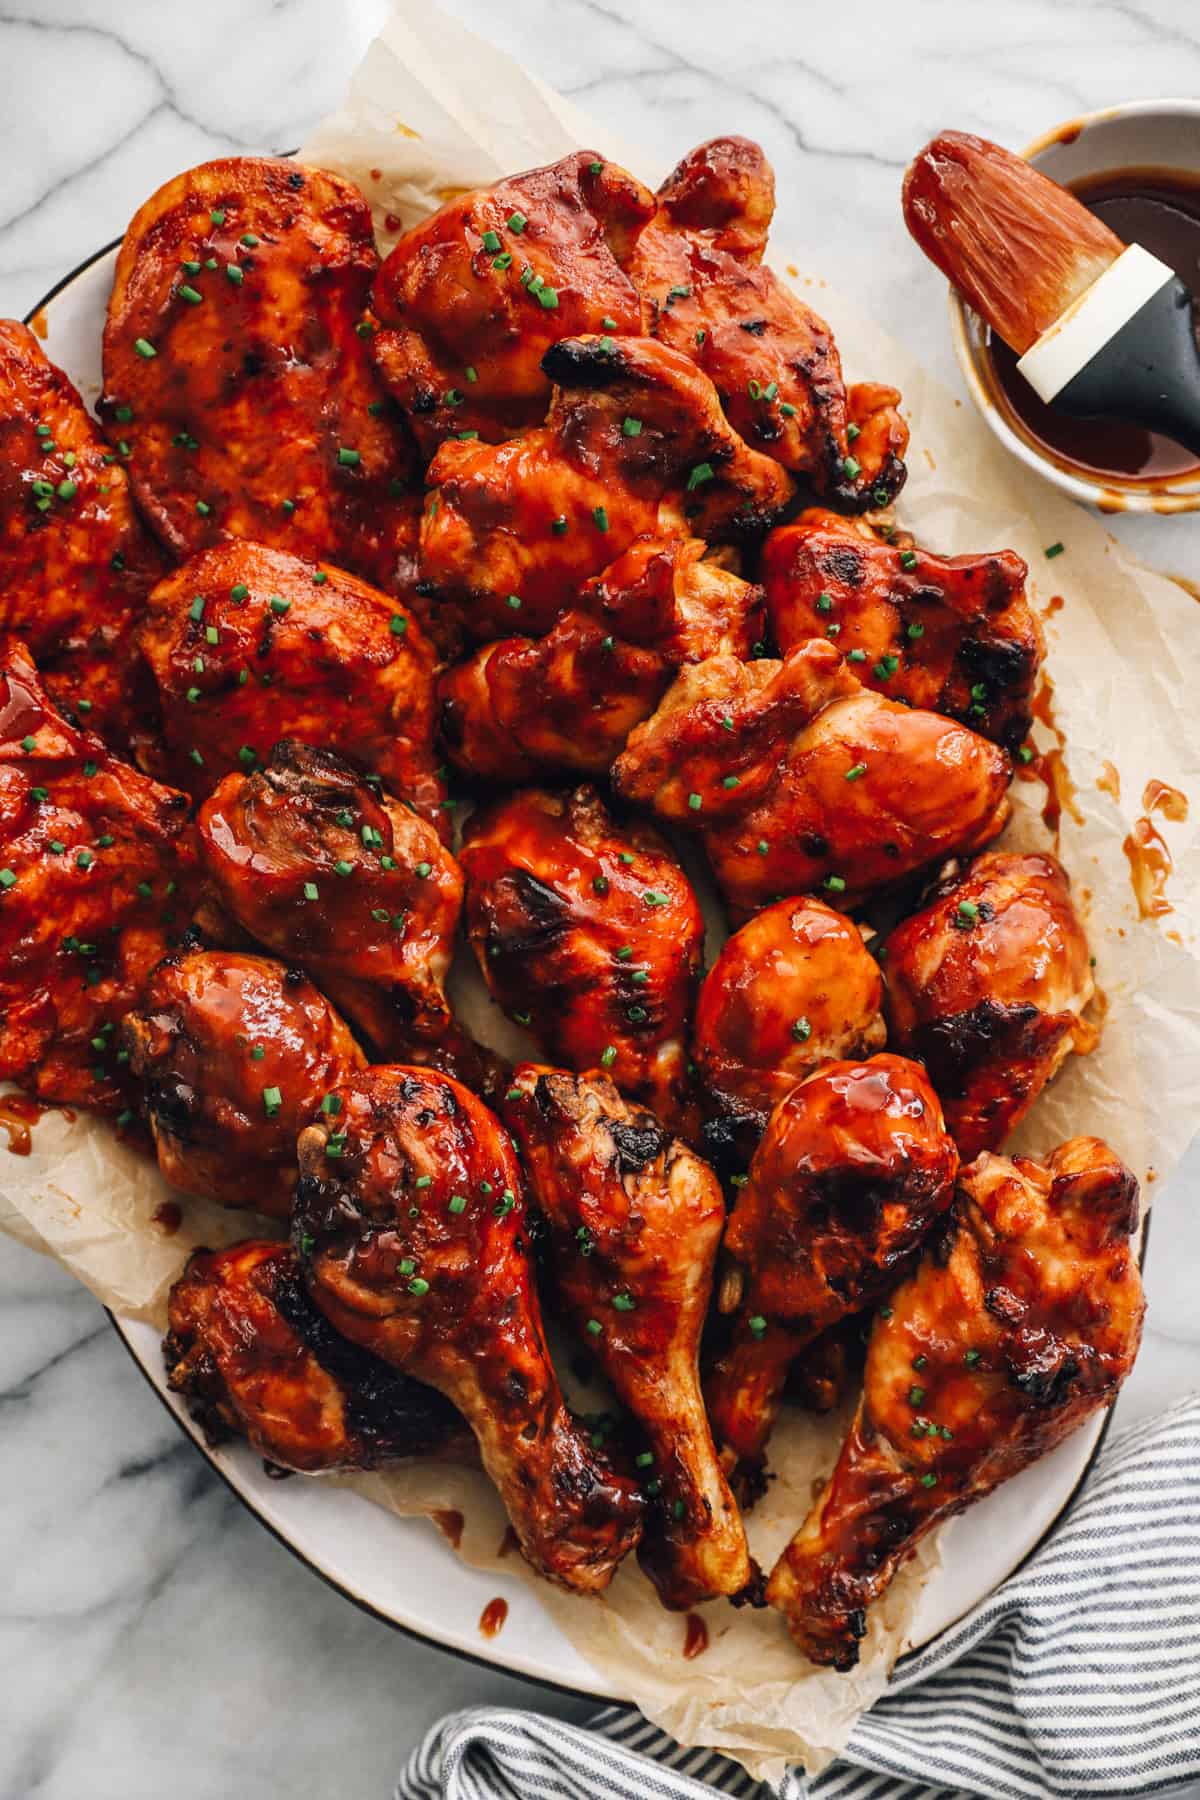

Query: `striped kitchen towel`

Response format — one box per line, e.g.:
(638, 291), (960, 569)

(397, 1392), (1200, 1800)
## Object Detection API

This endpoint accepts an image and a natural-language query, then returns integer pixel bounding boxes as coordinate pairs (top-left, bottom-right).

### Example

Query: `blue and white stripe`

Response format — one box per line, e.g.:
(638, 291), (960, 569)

(397, 1394), (1200, 1800)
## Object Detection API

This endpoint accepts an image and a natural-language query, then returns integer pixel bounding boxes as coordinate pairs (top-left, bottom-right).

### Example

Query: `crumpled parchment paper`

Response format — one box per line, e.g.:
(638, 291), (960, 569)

(3, 0), (1198, 1780)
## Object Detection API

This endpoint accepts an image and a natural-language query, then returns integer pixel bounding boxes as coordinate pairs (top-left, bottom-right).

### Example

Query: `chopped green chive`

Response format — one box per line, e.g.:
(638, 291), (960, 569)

(0, 869), (16, 890)
(448, 1194), (467, 1215)
(333, 860), (354, 877)
(621, 417), (642, 437)
(592, 505), (609, 531)
(721, 775), (740, 790)
(481, 229), (502, 253)
(133, 338), (156, 359)
(900, 549), (918, 570)
(824, 874), (846, 893)
(262, 1086), (282, 1117)
(612, 1292), (636, 1312)
(688, 792), (702, 811)
(844, 762), (868, 781)
(179, 284), (203, 305)
(847, 648), (867, 663)
(686, 461), (714, 491)
(600, 1046), (617, 1068)
(507, 211), (527, 233)
(1045, 542), (1064, 559)
(908, 1385), (926, 1406)
(415, 861), (432, 879)
(505, 593), (522, 610)
(210, 209), (226, 226)
(592, 874), (609, 895)
(269, 595), (290, 615)
(195, 499), (211, 516)
(337, 447), (361, 467)
(491, 251), (513, 270)
(1017, 744), (1034, 764)
(791, 1017), (812, 1042)
(921, 1472), (937, 1489)
(408, 1277), (430, 1297)
(748, 1315), (767, 1337)
(585, 1318), (602, 1336)
(303, 881), (319, 901)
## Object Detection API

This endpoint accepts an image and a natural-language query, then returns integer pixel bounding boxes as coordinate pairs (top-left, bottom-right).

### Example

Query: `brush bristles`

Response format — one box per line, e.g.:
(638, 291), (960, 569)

(902, 131), (1124, 354)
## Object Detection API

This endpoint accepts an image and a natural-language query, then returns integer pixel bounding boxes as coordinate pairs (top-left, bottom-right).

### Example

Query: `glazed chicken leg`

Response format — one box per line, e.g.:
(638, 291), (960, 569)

(419, 333), (793, 643)
(503, 1065), (751, 1610)
(627, 138), (908, 508)
(768, 1137), (1145, 1667)
(707, 1055), (959, 1493)
(293, 1066), (643, 1592)
(691, 895), (886, 1168)
(195, 740), (463, 1049)
(761, 511), (1042, 753)
(612, 641), (1012, 919)
(883, 851), (1096, 1159)
(459, 785), (704, 1137)
(122, 949), (366, 1216)
(438, 536), (763, 784)
(165, 1241), (471, 1473)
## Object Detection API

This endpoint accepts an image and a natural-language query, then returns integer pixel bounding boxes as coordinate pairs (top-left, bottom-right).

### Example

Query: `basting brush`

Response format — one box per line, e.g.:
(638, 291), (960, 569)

(903, 130), (1200, 456)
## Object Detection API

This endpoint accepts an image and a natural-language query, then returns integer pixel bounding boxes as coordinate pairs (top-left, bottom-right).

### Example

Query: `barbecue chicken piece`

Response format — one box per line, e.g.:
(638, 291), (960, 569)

(419, 334), (794, 643)
(762, 511), (1041, 753)
(0, 639), (191, 1111)
(137, 541), (444, 828)
(439, 536), (763, 782)
(769, 1137), (1145, 1667)
(294, 1065), (644, 1592)
(883, 852), (1096, 1159)
(692, 896), (886, 1167)
(371, 151), (655, 454)
(122, 949), (365, 1217)
(503, 1066), (751, 1610)
(196, 740), (461, 1053)
(612, 641), (1012, 919)
(706, 1055), (958, 1490)
(103, 156), (418, 593)
(627, 138), (908, 509)
(459, 785), (704, 1136)
(164, 1241), (471, 1472)
(0, 321), (165, 756)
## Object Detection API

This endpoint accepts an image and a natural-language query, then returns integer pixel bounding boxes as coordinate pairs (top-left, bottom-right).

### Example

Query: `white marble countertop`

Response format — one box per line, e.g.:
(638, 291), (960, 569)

(2, 3), (1199, 1795)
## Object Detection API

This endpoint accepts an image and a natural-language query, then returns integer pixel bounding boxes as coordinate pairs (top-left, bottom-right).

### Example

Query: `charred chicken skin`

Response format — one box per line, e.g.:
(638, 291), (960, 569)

(692, 896), (886, 1167)
(102, 157), (419, 593)
(122, 949), (366, 1217)
(707, 1055), (958, 1489)
(293, 1065), (643, 1592)
(195, 739), (462, 1051)
(439, 536), (763, 783)
(0, 640), (191, 1111)
(371, 151), (655, 453)
(762, 511), (1041, 753)
(164, 1240), (470, 1472)
(459, 785), (704, 1137)
(503, 1065), (751, 1610)
(768, 1137), (1144, 1667)
(627, 139), (908, 509)
(419, 333), (794, 643)
(884, 851), (1096, 1160)
(0, 322), (165, 756)
(137, 541), (445, 828)
(612, 641), (1012, 919)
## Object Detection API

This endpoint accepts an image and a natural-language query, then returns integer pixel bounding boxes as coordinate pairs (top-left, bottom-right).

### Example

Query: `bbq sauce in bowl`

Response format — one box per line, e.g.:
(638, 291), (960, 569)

(987, 168), (1200, 484)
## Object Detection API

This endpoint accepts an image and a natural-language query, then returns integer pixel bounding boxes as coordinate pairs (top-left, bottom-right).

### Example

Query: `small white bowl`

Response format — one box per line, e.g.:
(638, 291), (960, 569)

(948, 99), (1200, 515)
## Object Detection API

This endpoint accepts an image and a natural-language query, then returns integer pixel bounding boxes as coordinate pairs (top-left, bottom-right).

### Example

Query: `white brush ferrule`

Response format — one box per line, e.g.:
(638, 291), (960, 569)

(1016, 243), (1176, 403)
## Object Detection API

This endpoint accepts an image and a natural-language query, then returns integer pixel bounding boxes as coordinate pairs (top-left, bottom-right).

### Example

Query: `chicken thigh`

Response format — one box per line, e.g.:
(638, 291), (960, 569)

(438, 536), (763, 783)
(0, 321), (165, 757)
(503, 1065), (751, 1609)
(137, 541), (444, 827)
(418, 334), (793, 642)
(768, 1137), (1144, 1666)
(103, 156), (418, 593)
(883, 851), (1096, 1159)
(196, 740), (461, 1049)
(612, 641), (1012, 919)
(627, 139), (908, 508)
(294, 1065), (644, 1592)
(122, 949), (366, 1217)
(459, 785), (704, 1136)
(0, 639), (191, 1112)
(706, 1055), (958, 1492)
(762, 510), (1041, 753)
(164, 1241), (470, 1472)
(692, 896), (886, 1167)
(371, 151), (655, 452)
